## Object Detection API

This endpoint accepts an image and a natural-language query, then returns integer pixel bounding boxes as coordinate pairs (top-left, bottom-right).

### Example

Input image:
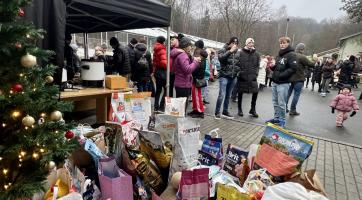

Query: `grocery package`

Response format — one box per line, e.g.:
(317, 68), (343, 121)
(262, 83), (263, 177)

(169, 118), (201, 180)
(210, 170), (244, 197)
(243, 169), (274, 199)
(177, 168), (210, 200)
(260, 123), (314, 164)
(223, 144), (249, 177)
(164, 97), (187, 117)
(98, 157), (133, 200)
(154, 114), (179, 147)
(109, 91), (131, 123)
(128, 92), (152, 128)
(216, 183), (250, 200)
(199, 128), (223, 166)
(121, 120), (142, 150)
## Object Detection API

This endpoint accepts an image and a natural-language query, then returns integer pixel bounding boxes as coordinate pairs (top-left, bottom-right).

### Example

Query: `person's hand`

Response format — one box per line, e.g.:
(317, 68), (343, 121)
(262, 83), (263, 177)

(350, 111), (357, 117)
(331, 107), (335, 113)
(230, 44), (238, 53)
(194, 57), (201, 63)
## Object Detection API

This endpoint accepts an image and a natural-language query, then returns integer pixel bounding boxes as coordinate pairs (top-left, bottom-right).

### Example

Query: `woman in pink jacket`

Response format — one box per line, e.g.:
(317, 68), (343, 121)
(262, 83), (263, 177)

(330, 85), (359, 127)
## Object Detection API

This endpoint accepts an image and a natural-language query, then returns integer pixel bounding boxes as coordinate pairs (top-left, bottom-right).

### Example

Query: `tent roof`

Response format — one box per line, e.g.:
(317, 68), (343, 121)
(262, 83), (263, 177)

(65, 0), (171, 33)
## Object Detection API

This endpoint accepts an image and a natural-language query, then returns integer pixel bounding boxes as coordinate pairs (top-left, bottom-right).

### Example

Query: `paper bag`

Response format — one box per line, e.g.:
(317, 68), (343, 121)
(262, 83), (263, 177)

(98, 157), (133, 200)
(178, 168), (210, 200)
(288, 169), (327, 197)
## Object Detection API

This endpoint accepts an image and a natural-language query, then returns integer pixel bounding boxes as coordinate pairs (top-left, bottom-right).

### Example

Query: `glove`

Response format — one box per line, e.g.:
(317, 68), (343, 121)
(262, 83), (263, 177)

(331, 107), (335, 114)
(350, 111), (357, 117)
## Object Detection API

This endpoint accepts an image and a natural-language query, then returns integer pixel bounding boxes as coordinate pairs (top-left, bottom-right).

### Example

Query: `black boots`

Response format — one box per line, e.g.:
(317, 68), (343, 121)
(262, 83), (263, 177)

(249, 107), (259, 118)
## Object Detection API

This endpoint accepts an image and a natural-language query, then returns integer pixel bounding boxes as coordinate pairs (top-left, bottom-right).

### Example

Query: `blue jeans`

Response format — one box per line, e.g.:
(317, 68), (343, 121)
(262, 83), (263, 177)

(215, 77), (236, 114)
(287, 81), (304, 111)
(137, 80), (152, 92)
(272, 82), (290, 121)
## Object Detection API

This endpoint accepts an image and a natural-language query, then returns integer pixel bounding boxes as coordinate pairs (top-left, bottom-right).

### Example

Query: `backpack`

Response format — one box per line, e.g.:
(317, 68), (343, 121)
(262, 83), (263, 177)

(138, 53), (149, 70)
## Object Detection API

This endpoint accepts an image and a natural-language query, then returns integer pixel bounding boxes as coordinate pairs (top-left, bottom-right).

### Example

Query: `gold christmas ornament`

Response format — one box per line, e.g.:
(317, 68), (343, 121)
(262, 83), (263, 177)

(45, 75), (54, 83)
(48, 161), (56, 170)
(22, 115), (35, 127)
(50, 111), (62, 121)
(20, 53), (37, 68)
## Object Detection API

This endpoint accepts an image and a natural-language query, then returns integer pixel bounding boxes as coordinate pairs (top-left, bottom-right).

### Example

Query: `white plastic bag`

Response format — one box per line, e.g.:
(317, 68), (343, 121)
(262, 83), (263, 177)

(262, 182), (328, 200)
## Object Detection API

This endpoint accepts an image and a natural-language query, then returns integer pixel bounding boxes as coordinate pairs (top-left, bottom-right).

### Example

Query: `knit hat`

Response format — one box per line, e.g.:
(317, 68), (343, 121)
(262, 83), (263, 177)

(200, 49), (208, 58)
(349, 55), (356, 62)
(295, 43), (306, 52)
(195, 40), (204, 49)
(245, 38), (255, 45)
(177, 33), (185, 40)
(110, 37), (119, 46)
(228, 36), (239, 45)
(156, 36), (166, 44)
(179, 37), (192, 49)
(130, 38), (138, 45)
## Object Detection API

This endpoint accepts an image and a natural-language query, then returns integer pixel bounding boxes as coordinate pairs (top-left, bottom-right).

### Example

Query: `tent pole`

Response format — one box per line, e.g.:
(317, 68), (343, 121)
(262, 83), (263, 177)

(166, 26), (171, 97)
(83, 33), (87, 58)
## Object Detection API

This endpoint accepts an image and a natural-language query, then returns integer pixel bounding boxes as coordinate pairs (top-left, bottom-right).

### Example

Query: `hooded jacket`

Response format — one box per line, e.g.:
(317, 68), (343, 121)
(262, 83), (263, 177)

(330, 92), (360, 112)
(339, 60), (354, 84)
(236, 48), (260, 93)
(171, 50), (199, 88)
(218, 44), (240, 78)
(112, 44), (131, 75)
(289, 52), (315, 82)
(272, 46), (298, 84)
(132, 43), (152, 82)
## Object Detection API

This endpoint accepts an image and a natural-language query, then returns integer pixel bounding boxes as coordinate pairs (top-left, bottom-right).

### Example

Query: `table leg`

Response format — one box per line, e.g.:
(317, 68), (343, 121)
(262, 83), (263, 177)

(96, 97), (107, 124)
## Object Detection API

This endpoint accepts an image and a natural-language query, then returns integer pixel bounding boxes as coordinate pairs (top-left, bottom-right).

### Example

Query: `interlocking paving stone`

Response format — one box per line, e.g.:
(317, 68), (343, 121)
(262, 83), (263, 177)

(200, 115), (362, 200)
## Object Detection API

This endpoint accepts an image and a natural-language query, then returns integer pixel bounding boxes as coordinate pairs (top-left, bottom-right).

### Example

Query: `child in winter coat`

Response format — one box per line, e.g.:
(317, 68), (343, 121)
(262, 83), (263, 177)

(330, 85), (359, 127)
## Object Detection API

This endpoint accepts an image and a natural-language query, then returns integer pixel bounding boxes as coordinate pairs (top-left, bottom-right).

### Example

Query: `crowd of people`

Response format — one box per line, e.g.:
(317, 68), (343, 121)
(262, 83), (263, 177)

(64, 32), (362, 127)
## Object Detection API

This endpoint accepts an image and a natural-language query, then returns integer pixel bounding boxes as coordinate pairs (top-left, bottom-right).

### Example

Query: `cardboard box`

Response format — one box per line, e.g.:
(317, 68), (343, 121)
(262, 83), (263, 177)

(105, 75), (128, 89)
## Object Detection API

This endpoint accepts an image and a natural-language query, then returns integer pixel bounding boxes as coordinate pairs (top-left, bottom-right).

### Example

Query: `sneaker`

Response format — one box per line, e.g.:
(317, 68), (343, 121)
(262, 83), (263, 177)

(326, 90), (330, 93)
(336, 123), (343, 127)
(320, 92), (326, 97)
(187, 110), (198, 116)
(203, 100), (210, 104)
(237, 111), (244, 117)
(222, 111), (234, 119)
(192, 112), (204, 119)
(289, 110), (300, 116)
(265, 118), (280, 124)
(232, 99), (237, 102)
(277, 119), (286, 128)
(286, 108), (289, 113)
(214, 113), (221, 120)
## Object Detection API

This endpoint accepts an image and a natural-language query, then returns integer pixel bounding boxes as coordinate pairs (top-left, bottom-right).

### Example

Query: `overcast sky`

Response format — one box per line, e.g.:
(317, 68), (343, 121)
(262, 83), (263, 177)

(270, 0), (345, 21)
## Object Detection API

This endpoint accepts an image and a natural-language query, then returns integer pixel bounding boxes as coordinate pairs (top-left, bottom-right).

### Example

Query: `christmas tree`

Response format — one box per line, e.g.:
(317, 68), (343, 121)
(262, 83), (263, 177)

(0, 1), (77, 199)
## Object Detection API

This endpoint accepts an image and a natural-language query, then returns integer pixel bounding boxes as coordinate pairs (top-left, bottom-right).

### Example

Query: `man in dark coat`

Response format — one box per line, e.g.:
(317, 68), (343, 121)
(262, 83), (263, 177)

(236, 38), (260, 118)
(286, 43), (315, 115)
(109, 37), (131, 77)
(133, 42), (152, 92)
(214, 37), (240, 119)
(339, 55), (356, 85)
(127, 38), (137, 80)
(266, 37), (298, 127)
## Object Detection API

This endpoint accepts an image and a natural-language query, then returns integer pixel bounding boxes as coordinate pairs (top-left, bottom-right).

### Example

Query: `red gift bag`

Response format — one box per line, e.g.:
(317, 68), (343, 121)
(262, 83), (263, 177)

(98, 157), (133, 200)
(178, 168), (210, 200)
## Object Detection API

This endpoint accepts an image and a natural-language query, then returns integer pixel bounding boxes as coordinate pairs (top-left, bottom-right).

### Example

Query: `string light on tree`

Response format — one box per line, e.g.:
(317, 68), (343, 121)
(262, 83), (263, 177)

(32, 153), (39, 159)
(20, 53), (37, 68)
(11, 110), (21, 119)
(48, 161), (56, 170)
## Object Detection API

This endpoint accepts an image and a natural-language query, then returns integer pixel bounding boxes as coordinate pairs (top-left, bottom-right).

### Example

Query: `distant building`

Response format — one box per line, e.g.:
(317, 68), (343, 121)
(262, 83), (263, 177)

(339, 32), (362, 60)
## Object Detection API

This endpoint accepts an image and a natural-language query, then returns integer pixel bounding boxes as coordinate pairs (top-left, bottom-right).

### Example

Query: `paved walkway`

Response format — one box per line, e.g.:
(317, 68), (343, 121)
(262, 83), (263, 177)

(199, 115), (362, 200)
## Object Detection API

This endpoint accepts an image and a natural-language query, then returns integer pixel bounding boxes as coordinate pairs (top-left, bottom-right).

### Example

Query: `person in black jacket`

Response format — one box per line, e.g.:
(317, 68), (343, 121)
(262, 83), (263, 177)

(133, 42), (152, 92)
(266, 37), (298, 127)
(236, 38), (260, 118)
(338, 55), (355, 85)
(311, 58), (323, 92)
(214, 37), (240, 119)
(109, 37), (131, 77)
(127, 38), (137, 79)
(320, 56), (335, 97)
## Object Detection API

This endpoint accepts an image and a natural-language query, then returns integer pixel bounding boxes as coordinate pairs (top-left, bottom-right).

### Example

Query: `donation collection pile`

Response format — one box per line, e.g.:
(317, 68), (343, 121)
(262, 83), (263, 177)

(42, 92), (329, 200)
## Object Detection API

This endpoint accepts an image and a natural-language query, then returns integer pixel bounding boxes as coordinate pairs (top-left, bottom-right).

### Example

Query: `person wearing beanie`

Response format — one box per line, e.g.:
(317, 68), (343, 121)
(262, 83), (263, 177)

(286, 42), (315, 115)
(214, 36), (240, 119)
(234, 38), (260, 118)
(110, 37), (131, 76)
(127, 38), (138, 79)
(171, 37), (201, 110)
(188, 49), (208, 118)
(265, 36), (298, 127)
(195, 40), (204, 49)
(153, 35), (168, 112)
(330, 84), (359, 127)
(338, 55), (356, 86)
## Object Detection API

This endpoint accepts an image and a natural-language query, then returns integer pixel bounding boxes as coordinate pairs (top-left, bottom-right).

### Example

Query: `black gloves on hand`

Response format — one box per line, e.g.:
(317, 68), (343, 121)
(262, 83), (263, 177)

(350, 111), (357, 117)
(331, 107), (335, 114)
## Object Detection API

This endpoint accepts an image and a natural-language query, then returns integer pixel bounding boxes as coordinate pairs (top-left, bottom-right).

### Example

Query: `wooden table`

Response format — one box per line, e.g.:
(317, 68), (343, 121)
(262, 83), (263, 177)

(60, 87), (132, 123)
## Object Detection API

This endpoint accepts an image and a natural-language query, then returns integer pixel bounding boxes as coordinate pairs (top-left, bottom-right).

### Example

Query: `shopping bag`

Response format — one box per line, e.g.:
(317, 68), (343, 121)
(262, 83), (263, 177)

(169, 118), (201, 180)
(260, 123), (314, 165)
(199, 128), (223, 166)
(164, 97), (187, 117)
(178, 168), (210, 200)
(216, 183), (250, 200)
(154, 114), (179, 147)
(288, 169), (327, 197)
(98, 157), (133, 200)
(255, 143), (299, 177)
(262, 182), (328, 200)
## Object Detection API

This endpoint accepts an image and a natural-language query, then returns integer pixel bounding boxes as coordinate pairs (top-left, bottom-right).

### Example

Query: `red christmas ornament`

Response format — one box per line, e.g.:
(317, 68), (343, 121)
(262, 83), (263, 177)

(65, 130), (74, 139)
(18, 8), (25, 17)
(15, 42), (22, 49)
(11, 83), (23, 93)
